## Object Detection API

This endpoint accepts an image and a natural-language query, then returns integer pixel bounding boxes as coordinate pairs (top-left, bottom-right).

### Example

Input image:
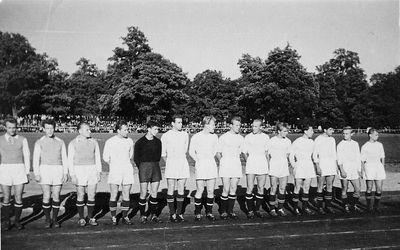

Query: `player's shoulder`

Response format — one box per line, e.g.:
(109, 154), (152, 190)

(35, 136), (46, 144)
(54, 136), (65, 144)
(17, 134), (27, 141)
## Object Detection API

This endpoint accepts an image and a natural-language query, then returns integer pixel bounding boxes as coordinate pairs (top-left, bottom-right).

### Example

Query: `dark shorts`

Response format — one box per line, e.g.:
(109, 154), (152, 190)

(138, 162), (162, 183)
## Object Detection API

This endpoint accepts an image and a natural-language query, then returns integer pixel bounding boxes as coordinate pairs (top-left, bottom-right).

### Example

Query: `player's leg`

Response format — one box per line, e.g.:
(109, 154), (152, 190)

(269, 176), (278, 216)
(1, 185), (12, 230)
(148, 181), (161, 223)
(292, 178), (302, 215)
(139, 182), (149, 222)
(86, 184), (97, 226)
(245, 174), (256, 218)
(374, 180), (383, 212)
(324, 175), (335, 213)
(76, 185), (87, 226)
(254, 174), (266, 217)
(316, 176), (325, 211)
(228, 177), (240, 219)
(350, 179), (362, 212)
(277, 176), (288, 216)
(194, 179), (205, 221)
(365, 180), (374, 212)
(220, 177), (231, 219)
(109, 184), (119, 225)
(166, 178), (177, 222)
(51, 185), (62, 228)
(41, 184), (52, 228)
(13, 184), (25, 230)
(205, 178), (216, 221)
(176, 178), (187, 221)
(302, 178), (314, 215)
(120, 184), (132, 224)
(340, 179), (350, 213)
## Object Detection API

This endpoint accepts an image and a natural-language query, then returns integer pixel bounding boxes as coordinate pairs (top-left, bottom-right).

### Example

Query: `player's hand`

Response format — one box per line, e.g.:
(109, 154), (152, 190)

(316, 167), (322, 176)
(26, 174), (30, 184)
(35, 175), (41, 182)
(62, 174), (68, 183)
(340, 170), (347, 179)
(358, 171), (363, 179)
(71, 175), (78, 185)
(97, 173), (101, 182)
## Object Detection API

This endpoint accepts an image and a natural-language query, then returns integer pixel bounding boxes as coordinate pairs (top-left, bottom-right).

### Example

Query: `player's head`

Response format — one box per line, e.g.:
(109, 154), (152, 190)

(116, 120), (129, 138)
(276, 122), (289, 138)
(228, 116), (241, 134)
(42, 119), (56, 137)
(302, 124), (314, 138)
(252, 119), (263, 134)
(342, 126), (353, 140)
(77, 122), (91, 138)
(146, 120), (159, 137)
(321, 123), (334, 136)
(202, 116), (216, 133)
(4, 117), (17, 136)
(367, 127), (379, 141)
(171, 115), (183, 131)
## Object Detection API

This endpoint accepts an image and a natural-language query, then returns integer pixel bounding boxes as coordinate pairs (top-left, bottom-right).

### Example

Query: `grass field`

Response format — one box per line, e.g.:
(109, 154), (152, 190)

(20, 132), (400, 172)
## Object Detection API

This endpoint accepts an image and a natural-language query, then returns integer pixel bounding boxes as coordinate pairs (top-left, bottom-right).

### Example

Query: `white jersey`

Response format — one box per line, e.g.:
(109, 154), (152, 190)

(361, 141), (386, 180)
(103, 135), (134, 171)
(189, 131), (218, 179)
(267, 136), (291, 178)
(217, 132), (244, 178)
(161, 130), (190, 179)
(290, 136), (316, 179)
(243, 132), (269, 175)
(312, 134), (337, 176)
(337, 139), (361, 180)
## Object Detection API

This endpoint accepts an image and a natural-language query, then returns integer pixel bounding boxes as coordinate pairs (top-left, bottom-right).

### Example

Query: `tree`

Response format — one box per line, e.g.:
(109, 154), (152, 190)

(238, 44), (319, 125)
(0, 32), (49, 116)
(183, 70), (242, 122)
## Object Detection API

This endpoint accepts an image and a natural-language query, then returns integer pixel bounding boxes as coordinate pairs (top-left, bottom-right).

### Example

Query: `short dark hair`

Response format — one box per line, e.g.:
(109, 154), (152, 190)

(276, 122), (288, 131)
(172, 114), (183, 123)
(201, 116), (216, 126)
(228, 116), (241, 124)
(4, 117), (17, 126)
(368, 127), (378, 135)
(342, 126), (353, 132)
(77, 121), (89, 131)
(301, 124), (313, 132)
(320, 123), (334, 131)
(115, 120), (128, 131)
(146, 120), (159, 128)
(42, 119), (56, 128)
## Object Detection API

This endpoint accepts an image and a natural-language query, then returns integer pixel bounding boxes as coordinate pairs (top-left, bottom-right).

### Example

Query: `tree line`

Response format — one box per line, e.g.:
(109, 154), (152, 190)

(0, 27), (399, 128)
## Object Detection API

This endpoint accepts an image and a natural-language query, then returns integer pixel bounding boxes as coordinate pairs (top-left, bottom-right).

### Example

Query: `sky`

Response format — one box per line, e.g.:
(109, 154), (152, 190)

(0, 0), (399, 80)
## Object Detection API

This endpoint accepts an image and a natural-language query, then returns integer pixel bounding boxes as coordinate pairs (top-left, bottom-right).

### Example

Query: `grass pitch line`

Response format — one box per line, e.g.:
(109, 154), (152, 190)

(3, 214), (400, 239)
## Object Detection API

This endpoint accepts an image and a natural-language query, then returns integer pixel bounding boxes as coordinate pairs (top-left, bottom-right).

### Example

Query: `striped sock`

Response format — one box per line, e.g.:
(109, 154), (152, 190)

(325, 191), (333, 207)
(14, 202), (23, 223)
(374, 192), (382, 208)
(277, 193), (285, 209)
(2, 203), (11, 221)
(254, 192), (264, 211)
(269, 194), (277, 210)
(317, 192), (324, 208)
(148, 196), (158, 215)
(194, 197), (202, 215)
(342, 194), (348, 207)
(109, 200), (117, 217)
(292, 193), (299, 209)
(176, 194), (184, 215)
(121, 200), (130, 218)
(76, 200), (85, 219)
(245, 193), (255, 212)
(42, 201), (51, 220)
(139, 198), (147, 216)
(167, 194), (176, 215)
(52, 200), (61, 221)
(87, 200), (95, 218)
(366, 192), (373, 209)
(205, 197), (214, 214)
(302, 193), (309, 209)
(228, 195), (237, 214)
(220, 195), (228, 214)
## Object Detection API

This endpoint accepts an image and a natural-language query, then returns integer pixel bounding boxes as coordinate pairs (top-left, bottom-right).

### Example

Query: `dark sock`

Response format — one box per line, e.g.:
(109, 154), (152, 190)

(148, 196), (158, 215)
(194, 197), (202, 215)
(245, 193), (255, 212)
(277, 193), (285, 209)
(292, 193), (299, 209)
(42, 201), (51, 220)
(269, 194), (277, 210)
(366, 192), (372, 208)
(109, 200), (117, 217)
(374, 192), (382, 208)
(14, 202), (23, 223)
(121, 200), (130, 218)
(52, 201), (61, 221)
(254, 192), (264, 212)
(167, 194), (176, 215)
(228, 195), (236, 214)
(325, 191), (333, 207)
(205, 197), (214, 214)
(139, 198), (147, 216)
(342, 194), (348, 207)
(176, 194), (184, 215)
(302, 193), (309, 209)
(76, 200), (85, 219)
(2, 203), (11, 221)
(317, 192), (324, 208)
(220, 195), (228, 214)
(87, 200), (95, 218)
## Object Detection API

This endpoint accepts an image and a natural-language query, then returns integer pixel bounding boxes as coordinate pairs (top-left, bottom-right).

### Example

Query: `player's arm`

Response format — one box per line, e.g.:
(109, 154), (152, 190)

(61, 142), (68, 183)
(94, 140), (102, 181)
(288, 142), (296, 168)
(33, 142), (41, 182)
(216, 136), (223, 161)
(337, 144), (347, 178)
(312, 140), (321, 176)
(188, 135), (198, 162)
(355, 143), (362, 177)
(133, 139), (141, 167)
(102, 140), (111, 164)
(67, 142), (77, 184)
(22, 138), (31, 179)
(161, 134), (167, 163)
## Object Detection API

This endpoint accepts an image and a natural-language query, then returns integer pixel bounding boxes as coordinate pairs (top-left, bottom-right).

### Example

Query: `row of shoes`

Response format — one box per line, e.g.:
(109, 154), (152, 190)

(78, 218), (99, 227)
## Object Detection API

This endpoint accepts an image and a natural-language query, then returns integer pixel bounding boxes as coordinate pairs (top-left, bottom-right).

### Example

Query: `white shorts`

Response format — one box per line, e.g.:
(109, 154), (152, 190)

(195, 158), (218, 180)
(245, 155), (269, 175)
(0, 164), (28, 186)
(363, 162), (386, 180)
(219, 157), (242, 178)
(39, 165), (64, 185)
(108, 167), (134, 185)
(74, 165), (98, 186)
(294, 160), (316, 179)
(340, 162), (360, 180)
(165, 158), (190, 179)
(269, 158), (290, 178)
(319, 158), (338, 176)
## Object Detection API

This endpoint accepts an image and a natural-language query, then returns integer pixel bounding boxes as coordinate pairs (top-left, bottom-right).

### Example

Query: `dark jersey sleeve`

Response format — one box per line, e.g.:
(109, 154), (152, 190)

(133, 137), (143, 167)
